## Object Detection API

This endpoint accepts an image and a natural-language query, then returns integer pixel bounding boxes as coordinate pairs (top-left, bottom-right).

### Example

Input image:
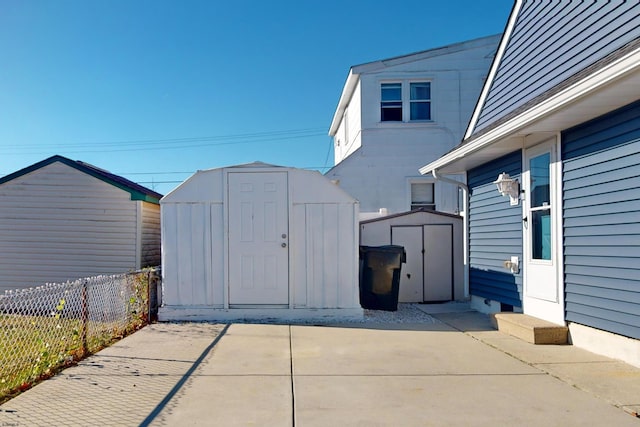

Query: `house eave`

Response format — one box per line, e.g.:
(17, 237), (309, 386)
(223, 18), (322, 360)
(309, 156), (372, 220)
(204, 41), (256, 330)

(329, 70), (359, 137)
(420, 46), (640, 175)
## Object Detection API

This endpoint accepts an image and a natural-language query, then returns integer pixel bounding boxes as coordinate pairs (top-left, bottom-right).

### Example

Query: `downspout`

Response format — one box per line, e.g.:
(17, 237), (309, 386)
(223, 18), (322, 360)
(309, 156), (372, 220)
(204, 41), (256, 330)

(432, 169), (470, 299)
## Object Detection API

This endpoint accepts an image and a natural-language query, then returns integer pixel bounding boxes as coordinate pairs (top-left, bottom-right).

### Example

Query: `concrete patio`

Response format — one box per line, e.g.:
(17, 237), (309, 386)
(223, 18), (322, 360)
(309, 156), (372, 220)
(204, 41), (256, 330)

(1, 305), (639, 426)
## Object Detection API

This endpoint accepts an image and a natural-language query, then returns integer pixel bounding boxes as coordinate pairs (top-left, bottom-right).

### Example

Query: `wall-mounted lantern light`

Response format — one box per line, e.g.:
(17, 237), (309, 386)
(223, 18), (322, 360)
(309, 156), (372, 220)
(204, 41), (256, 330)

(493, 172), (520, 206)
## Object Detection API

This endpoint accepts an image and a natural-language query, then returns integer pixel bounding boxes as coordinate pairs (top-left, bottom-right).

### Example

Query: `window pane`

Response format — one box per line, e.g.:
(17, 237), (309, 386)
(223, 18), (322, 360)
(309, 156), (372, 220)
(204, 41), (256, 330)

(532, 209), (552, 260)
(410, 102), (431, 120)
(530, 153), (550, 208)
(411, 182), (434, 203)
(381, 83), (401, 101)
(381, 105), (402, 121)
(410, 82), (430, 100)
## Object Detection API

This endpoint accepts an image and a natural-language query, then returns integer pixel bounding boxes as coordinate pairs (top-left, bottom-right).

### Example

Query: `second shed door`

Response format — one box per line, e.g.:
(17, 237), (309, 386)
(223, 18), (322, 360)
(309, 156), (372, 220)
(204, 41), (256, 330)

(228, 172), (289, 306)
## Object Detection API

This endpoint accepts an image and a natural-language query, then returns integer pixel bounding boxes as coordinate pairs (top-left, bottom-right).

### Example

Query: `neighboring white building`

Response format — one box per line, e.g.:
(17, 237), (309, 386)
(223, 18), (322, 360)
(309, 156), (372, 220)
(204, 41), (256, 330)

(326, 34), (501, 216)
(0, 155), (162, 292)
(160, 162), (361, 321)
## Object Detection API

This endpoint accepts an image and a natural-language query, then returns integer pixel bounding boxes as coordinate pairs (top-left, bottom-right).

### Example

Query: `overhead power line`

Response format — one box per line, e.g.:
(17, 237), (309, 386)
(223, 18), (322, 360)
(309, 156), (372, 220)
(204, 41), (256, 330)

(1, 128), (327, 155)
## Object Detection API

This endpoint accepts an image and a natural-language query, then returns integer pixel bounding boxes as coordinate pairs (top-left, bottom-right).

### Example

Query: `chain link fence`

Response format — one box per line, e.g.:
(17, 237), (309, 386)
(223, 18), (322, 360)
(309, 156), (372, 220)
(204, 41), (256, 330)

(0, 267), (160, 402)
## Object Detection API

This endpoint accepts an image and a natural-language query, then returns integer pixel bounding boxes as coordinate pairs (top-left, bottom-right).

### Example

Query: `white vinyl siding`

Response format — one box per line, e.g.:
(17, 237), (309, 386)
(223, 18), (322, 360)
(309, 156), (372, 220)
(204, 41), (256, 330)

(0, 162), (140, 292)
(141, 202), (161, 267)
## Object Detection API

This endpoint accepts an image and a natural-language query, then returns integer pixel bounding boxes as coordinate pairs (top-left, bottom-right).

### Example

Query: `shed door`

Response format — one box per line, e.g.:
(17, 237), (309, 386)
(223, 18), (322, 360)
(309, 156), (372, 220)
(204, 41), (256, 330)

(391, 226), (423, 302)
(228, 172), (289, 305)
(424, 225), (453, 302)
(391, 224), (453, 303)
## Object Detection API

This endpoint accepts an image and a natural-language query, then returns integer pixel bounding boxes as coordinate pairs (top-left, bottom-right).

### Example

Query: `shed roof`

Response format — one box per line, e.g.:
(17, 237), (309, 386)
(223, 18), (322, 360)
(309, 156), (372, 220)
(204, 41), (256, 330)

(359, 207), (462, 225)
(162, 162), (357, 204)
(0, 155), (163, 203)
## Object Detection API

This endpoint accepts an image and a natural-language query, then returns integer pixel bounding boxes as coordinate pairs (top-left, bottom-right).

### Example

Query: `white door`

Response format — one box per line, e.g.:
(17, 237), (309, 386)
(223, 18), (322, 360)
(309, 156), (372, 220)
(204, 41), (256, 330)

(523, 140), (563, 324)
(424, 225), (453, 302)
(391, 226), (423, 302)
(228, 172), (289, 306)
(391, 225), (454, 302)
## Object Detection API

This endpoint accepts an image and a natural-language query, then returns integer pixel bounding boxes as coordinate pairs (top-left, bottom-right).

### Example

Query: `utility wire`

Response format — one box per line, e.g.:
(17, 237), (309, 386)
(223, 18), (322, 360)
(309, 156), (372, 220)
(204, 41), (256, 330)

(0, 128), (326, 151)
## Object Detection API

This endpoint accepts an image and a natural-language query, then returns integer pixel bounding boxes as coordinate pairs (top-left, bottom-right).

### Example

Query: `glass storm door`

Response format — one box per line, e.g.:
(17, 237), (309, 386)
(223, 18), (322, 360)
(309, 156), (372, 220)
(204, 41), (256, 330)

(523, 140), (563, 324)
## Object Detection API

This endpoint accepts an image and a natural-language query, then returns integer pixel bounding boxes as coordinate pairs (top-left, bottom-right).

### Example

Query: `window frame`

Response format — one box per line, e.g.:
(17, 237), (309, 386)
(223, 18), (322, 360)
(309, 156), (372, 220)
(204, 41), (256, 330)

(409, 82), (431, 121)
(408, 178), (436, 211)
(380, 80), (433, 123)
(380, 82), (403, 122)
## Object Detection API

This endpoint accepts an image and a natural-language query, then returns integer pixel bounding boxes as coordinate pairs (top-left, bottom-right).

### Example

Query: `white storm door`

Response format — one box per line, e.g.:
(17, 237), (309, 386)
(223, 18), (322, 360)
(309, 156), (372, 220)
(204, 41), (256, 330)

(228, 172), (289, 305)
(523, 140), (563, 324)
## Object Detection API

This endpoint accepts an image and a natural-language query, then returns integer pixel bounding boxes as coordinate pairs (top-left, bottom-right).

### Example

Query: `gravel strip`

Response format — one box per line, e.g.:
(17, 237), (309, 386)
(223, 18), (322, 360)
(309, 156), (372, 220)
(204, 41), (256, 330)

(230, 303), (440, 325)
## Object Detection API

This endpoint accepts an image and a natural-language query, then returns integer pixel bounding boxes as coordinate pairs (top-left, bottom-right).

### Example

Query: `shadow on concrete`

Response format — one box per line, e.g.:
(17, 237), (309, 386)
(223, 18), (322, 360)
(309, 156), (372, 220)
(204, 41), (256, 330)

(138, 323), (230, 426)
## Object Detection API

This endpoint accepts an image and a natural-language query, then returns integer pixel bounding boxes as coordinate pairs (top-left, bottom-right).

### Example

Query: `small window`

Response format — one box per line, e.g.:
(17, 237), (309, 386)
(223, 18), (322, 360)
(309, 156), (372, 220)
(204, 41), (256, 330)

(381, 83), (402, 121)
(410, 82), (431, 120)
(411, 182), (435, 210)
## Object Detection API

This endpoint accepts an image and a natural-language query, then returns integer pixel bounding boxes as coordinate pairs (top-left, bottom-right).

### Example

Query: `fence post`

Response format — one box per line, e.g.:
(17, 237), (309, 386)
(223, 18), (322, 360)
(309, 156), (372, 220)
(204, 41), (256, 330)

(148, 269), (159, 323)
(147, 270), (151, 324)
(81, 280), (89, 355)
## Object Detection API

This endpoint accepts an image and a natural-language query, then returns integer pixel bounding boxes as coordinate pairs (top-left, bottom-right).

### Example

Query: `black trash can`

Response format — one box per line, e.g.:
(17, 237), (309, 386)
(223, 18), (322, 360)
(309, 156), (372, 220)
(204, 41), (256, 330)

(359, 245), (406, 311)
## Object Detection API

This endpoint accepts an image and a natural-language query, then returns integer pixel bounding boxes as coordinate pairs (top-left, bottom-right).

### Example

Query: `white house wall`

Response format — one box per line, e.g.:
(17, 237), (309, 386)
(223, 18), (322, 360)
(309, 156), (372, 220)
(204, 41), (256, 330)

(0, 162), (139, 291)
(328, 127), (463, 213)
(334, 80), (362, 164)
(327, 36), (498, 215)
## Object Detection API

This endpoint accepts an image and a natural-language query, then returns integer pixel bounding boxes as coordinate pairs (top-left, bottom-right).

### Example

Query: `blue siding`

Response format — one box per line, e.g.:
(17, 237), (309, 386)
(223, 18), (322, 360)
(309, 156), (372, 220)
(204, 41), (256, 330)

(562, 101), (640, 340)
(467, 150), (522, 307)
(474, 0), (640, 135)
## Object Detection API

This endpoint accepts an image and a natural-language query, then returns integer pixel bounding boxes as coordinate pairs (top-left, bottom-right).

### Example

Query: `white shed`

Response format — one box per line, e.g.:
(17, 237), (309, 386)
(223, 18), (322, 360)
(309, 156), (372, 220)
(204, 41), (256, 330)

(360, 209), (464, 303)
(0, 155), (162, 292)
(159, 162), (362, 321)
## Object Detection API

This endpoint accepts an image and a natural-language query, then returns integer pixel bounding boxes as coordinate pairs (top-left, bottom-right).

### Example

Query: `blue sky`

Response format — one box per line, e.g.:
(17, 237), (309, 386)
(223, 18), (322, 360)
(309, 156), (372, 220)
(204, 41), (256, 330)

(0, 0), (513, 195)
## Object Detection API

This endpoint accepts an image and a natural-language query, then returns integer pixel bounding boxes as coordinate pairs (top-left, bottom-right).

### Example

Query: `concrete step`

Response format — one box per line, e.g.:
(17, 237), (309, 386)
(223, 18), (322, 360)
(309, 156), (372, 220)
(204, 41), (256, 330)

(490, 312), (568, 345)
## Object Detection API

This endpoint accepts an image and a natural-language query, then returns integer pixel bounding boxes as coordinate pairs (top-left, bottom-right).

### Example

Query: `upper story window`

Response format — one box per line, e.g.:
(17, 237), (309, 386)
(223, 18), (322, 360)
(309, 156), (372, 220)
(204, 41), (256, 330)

(410, 82), (431, 120)
(381, 83), (402, 121)
(381, 81), (432, 122)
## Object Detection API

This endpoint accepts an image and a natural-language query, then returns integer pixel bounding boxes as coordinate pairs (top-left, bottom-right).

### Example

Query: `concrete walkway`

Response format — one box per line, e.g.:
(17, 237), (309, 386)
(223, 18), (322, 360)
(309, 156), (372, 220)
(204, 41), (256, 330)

(1, 307), (639, 426)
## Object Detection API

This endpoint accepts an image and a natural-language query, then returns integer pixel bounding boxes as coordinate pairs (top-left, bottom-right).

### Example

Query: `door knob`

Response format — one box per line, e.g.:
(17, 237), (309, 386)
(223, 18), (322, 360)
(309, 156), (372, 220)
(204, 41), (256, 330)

(281, 243), (287, 248)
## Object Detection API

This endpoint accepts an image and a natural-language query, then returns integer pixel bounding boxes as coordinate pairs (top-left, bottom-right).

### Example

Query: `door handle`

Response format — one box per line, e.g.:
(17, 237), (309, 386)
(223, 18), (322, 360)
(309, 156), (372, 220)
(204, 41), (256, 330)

(281, 243), (287, 248)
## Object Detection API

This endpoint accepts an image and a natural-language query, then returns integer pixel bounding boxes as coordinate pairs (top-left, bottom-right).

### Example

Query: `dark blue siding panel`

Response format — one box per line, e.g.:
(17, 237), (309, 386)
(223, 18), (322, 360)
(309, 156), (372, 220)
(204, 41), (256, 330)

(468, 150), (522, 307)
(474, 1), (640, 134)
(562, 101), (640, 340)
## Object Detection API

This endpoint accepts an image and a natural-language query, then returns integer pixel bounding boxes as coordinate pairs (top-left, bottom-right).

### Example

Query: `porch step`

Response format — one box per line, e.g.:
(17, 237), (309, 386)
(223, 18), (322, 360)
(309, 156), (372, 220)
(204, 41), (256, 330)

(490, 313), (568, 345)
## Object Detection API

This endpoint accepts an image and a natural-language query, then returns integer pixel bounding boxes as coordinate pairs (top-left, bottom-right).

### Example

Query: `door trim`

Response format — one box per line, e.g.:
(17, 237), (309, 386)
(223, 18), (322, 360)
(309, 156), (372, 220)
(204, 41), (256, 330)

(522, 136), (565, 325)
(225, 170), (290, 307)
